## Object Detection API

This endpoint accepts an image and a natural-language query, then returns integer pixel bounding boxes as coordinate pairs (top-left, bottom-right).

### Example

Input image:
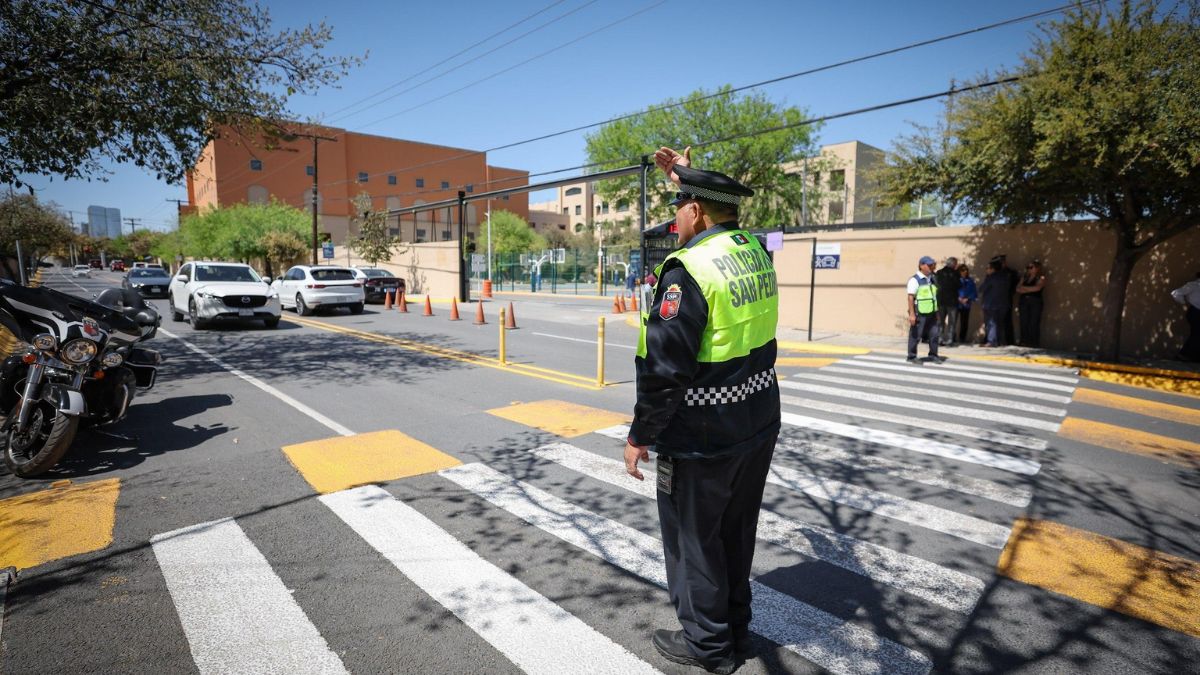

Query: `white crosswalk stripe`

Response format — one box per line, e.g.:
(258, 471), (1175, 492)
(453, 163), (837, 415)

(780, 380), (1064, 431)
(784, 374), (1068, 417)
(151, 519), (349, 675)
(819, 365), (1073, 403)
(320, 485), (660, 675)
(535, 442), (987, 613)
(440, 462), (934, 675)
(855, 354), (1079, 383)
(779, 394), (1047, 451)
(846, 356), (1076, 391)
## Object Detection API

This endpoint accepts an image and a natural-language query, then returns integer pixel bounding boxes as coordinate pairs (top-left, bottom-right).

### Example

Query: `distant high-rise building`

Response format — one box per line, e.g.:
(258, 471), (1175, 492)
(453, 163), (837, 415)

(87, 205), (122, 239)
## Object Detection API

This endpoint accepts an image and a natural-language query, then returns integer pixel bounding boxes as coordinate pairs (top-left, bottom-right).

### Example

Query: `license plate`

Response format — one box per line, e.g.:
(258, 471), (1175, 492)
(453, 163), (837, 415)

(384, 287), (397, 292)
(151, 286), (161, 292)
(238, 309), (253, 317)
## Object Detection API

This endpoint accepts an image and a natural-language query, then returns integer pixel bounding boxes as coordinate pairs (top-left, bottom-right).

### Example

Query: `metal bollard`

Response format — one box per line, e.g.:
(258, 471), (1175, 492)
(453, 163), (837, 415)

(499, 307), (507, 365)
(596, 316), (605, 387)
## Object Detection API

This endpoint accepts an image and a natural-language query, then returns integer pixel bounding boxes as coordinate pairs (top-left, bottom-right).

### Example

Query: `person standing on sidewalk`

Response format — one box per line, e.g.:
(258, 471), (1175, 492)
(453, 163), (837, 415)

(907, 256), (943, 363)
(935, 256), (960, 346)
(979, 260), (1008, 347)
(1171, 272), (1200, 361)
(625, 145), (780, 674)
(1016, 260), (1047, 347)
(997, 254), (1020, 345)
(957, 263), (977, 344)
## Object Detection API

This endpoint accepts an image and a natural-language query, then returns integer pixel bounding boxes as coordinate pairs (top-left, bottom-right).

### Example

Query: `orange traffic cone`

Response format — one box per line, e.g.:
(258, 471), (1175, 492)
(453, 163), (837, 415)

(618, 293), (627, 313)
(423, 295), (434, 316)
(505, 302), (517, 329)
(630, 292), (638, 313)
(449, 297), (461, 321)
(473, 300), (487, 325)
(383, 290), (393, 310)
(397, 291), (408, 313)
(612, 295), (622, 314)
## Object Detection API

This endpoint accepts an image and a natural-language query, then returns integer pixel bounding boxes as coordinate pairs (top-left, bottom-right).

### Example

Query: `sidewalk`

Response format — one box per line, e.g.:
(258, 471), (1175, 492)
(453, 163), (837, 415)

(777, 327), (1200, 396)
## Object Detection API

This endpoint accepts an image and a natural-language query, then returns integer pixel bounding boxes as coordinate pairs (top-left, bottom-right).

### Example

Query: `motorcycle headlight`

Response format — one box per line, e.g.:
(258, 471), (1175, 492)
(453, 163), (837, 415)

(60, 338), (98, 365)
(32, 333), (56, 351)
(101, 351), (124, 368)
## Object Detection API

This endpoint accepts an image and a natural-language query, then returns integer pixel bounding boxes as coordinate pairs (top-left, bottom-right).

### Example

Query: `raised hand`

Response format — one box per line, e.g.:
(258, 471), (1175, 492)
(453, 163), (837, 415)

(654, 146), (691, 186)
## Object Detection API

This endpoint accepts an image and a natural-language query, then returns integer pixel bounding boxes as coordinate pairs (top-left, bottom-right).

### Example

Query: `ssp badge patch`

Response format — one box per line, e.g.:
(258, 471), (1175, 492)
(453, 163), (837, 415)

(659, 284), (682, 320)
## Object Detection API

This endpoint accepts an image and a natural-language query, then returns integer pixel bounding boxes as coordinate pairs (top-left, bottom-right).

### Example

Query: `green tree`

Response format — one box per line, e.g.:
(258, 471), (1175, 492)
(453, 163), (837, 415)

(481, 210), (545, 254)
(878, 0), (1200, 360)
(584, 86), (821, 227)
(1, 0), (361, 187)
(178, 200), (310, 271)
(0, 192), (73, 280)
(348, 192), (406, 266)
(260, 230), (307, 278)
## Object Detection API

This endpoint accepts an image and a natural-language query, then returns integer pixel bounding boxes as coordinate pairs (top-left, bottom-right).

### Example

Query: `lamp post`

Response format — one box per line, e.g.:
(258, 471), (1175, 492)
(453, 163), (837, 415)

(280, 129), (338, 265)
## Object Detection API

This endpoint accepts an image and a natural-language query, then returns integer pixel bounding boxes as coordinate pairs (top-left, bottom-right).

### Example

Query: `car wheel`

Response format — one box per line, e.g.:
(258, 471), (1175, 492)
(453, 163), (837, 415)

(188, 297), (208, 329)
(264, 317), (280, 329)
(296, 294), (313, 316)
(349, 302), (364, 315)
(169, 294), (184, 322)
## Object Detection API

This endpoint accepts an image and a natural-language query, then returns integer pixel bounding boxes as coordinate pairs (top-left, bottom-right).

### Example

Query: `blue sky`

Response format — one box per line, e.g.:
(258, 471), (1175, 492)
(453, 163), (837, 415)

(24, 0), (1070, 231)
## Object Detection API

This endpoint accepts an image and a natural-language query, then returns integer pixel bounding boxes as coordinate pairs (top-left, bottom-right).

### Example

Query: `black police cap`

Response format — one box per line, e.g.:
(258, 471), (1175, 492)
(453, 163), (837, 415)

(669, 165), (754, 206)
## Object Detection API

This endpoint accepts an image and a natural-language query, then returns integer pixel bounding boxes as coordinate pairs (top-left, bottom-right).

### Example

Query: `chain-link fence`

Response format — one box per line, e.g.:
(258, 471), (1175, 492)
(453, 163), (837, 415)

(468, 246), (645, 297)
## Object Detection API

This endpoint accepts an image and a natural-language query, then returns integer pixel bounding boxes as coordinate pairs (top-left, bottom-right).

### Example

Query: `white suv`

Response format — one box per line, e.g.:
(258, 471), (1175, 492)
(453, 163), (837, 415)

(273, 265), (365, 315)
(168, 261), (281, 329)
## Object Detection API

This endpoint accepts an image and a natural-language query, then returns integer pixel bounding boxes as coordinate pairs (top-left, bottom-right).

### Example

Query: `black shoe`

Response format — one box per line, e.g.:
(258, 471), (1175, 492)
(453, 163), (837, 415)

(927, 355), (947, 363)
(732, 628), (753, 656)
(906, 356), (919, 363)
(652, 630), (736, 674)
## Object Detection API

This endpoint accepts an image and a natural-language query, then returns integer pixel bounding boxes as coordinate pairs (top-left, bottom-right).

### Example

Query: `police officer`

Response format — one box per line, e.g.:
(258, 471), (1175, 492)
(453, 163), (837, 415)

(907, 255), (944, 363)
(625, 146), (780, 674)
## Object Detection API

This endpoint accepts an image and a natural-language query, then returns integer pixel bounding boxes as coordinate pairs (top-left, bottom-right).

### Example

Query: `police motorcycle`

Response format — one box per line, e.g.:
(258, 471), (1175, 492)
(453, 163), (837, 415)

(0, 280), (162, 477)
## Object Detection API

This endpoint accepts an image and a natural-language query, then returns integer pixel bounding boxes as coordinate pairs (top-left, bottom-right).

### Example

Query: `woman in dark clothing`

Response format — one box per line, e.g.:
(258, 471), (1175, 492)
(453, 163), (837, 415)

(979, 262), (1008, 347)
(1017, 260), (1046, 347)
(956, 264), (977, 344)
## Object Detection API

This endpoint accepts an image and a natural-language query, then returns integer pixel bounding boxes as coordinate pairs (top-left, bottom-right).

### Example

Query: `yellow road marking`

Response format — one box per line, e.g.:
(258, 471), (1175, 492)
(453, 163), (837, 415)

(0, 479), (120, 570)
(1078, 368), (1200, 398)
(998, 518), (1200, 638)
(960, 354), (1200, 397)
(776, 340), (870, 355)
(776, 357), (839, 368)
(488, 400), (629, 437)
(282, 429), (462, 494)
(284, 314), (602, 390)
(1073, 388), (1200, 427)
(1058, 417), (1200, 466)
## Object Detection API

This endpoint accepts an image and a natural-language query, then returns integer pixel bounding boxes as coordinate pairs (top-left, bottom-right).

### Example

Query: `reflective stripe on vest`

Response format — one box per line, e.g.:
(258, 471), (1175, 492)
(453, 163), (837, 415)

(913, 274), (938, 314)
(638, 229), (779, 362)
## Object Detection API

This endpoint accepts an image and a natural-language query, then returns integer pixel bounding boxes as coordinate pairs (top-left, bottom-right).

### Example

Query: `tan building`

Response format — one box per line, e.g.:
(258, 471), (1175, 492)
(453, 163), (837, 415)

(187, 123), (529, 246)
(530, 182), (640, 239)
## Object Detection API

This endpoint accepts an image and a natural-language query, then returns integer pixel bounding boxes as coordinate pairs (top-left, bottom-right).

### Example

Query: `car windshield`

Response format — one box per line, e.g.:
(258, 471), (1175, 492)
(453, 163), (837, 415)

(130, 269), (169, 279)
(360, 269), (391, 278)
(74, 265), (89, 270)
(194, 265), (262, 283)
(311, 268), (355, 281)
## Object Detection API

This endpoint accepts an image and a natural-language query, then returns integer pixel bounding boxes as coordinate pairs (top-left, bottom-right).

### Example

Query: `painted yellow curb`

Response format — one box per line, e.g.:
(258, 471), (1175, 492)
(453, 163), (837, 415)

(998, 518), (1200, 638)
(0, 478), (121, 570)
(961, 354), (1200, 397)
(776, 340), (870, 356)
(282, 429), (462, 494)
(1073, 388), (1200, 427)
(1058, 417), (1200, 467)
(776, 357), (839, 368)
(488, 400), (629, 438)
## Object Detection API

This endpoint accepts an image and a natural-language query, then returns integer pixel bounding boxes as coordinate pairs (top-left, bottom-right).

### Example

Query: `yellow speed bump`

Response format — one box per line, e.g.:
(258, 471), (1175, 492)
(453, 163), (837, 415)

(776, 357), (839, 368)
(1058, 417), (1200, 467)
(282, 430), (462, 494)
(489, 400), (629, 437)
(0, 478), (120, 571)
(998, 518), (1200, 638)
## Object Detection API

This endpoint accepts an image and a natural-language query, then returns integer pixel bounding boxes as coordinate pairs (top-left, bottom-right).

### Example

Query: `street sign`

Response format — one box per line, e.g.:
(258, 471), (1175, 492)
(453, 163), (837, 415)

(322, 242), (334, 260)
(813, 242), (841, 269)
(471, 254), (485, 270)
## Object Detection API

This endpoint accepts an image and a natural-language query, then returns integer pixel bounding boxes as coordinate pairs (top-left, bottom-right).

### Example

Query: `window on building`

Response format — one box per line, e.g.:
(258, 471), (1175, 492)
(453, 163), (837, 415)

(441, 230), (451, 240)
(562, 207), (569, 215)
(812, 171), (821, 187)
(574, 223), (585, 233)
(249, 159), (263, 171)
(389, 227), (400, 237)
(247, 185), (268, 204)
(358, 172), (369, 183)
(565, 187), (582, 196)
(830, 169), (845, 191)
(305, 165), (314, 176)
(387, 174), (397, 185)
(829, 201), (845, 222)
(617, 200), (630, 212)
(440, 180), (450, 189)
(416, 178), (425, 188)
(558, 224), (566, 230)
(574, 205), (582, 215)
(502, 195), (509, 200)
(466, 184), (473, 193)
(601, 202), (609, 214)
(415, 228), (426, 242)
(595, 205), (601, 215)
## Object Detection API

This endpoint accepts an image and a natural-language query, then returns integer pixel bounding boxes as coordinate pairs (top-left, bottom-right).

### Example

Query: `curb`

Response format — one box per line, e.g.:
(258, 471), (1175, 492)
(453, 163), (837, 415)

(958, 354), (1200, 397)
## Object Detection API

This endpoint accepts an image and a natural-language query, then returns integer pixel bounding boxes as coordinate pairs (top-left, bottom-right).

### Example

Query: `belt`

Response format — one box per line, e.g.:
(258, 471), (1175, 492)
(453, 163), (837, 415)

(684, 368), (776, 406)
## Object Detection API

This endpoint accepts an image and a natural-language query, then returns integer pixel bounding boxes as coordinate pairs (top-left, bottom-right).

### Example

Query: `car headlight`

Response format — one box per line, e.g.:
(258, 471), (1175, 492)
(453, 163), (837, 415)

(196, 291), (215, 299)
(32, 333), (57, 351)
(60, 338), (98, 365)
(101, 351), (124, 367)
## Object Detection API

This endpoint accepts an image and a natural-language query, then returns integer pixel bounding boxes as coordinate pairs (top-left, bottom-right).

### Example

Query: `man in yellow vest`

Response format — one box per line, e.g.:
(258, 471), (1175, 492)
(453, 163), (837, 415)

(625, 146), (780, 674)
(907, 255), (945, 363)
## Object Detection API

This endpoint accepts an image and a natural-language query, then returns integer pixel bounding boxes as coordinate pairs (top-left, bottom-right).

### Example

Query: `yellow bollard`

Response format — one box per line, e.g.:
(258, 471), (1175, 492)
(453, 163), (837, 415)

(499, 307), (507, 365)
(596, 316), (606, 387)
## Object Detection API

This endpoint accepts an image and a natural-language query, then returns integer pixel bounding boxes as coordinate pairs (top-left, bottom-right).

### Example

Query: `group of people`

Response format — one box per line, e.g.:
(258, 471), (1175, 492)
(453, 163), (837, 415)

(908, 253), (1047, 361)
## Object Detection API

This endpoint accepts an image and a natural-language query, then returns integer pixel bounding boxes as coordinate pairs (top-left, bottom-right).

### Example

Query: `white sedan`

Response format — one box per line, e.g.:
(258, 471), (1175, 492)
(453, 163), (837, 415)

(167, 261), (281, 329)
(71, 264), (92, 278)
(273, 265), (365, 316)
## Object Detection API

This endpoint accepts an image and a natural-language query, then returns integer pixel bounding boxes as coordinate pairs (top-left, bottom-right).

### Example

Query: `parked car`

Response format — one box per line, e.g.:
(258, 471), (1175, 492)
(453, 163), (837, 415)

(352, 267), (405, 303)
(123, 267), (172, 298)
(273, 265), (365, 315)
(109, 259), (126, 272)
(71, 264), (92, 278)
(167, 261), (281, 329)
(88, 258), (102, 269)
(131, 262), (163, 270)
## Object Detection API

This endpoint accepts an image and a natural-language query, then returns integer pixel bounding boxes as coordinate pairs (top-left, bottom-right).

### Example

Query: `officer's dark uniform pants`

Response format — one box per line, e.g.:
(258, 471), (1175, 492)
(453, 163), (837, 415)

(657, 435), (776, 665)
(907, 312), (940, 359)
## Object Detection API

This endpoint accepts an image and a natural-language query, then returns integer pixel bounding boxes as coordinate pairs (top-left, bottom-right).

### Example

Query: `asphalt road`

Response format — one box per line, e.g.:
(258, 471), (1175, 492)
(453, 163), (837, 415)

(0, 267), (1197, 674)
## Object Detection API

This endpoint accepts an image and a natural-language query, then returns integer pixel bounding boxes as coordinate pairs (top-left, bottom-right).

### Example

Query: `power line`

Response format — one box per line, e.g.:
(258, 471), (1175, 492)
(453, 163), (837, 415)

(327, 0), (592, 123)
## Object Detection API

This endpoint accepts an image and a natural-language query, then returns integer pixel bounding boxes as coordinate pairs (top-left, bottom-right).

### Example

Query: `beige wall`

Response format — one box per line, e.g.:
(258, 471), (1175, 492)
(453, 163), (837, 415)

(775, 222), (1200, 358)
(332, 240), (462, 299)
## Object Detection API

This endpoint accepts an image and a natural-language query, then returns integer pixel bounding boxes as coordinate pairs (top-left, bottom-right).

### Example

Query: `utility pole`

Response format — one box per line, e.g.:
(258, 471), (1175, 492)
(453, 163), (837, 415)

(124, 217), (141, 234)
(280, 129), (337, 265)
